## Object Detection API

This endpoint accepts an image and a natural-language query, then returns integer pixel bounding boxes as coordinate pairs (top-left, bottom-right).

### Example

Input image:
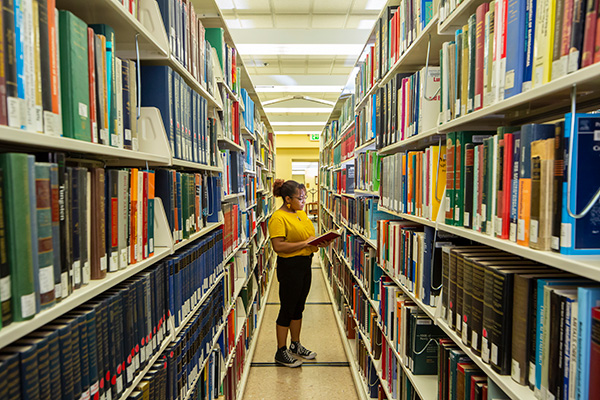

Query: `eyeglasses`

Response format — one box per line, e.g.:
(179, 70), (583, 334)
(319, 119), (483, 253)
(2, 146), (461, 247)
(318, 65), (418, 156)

(293, 196), (306, 201)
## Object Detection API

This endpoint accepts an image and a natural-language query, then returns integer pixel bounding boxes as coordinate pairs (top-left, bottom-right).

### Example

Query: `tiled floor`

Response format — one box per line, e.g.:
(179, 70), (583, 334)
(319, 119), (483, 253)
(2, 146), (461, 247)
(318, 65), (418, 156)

(241, 256), (360, 400)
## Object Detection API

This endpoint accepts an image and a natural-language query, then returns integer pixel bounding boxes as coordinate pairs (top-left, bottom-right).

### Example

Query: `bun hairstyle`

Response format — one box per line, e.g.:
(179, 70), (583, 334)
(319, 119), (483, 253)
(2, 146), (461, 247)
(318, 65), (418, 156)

(273, 179), (305, 201)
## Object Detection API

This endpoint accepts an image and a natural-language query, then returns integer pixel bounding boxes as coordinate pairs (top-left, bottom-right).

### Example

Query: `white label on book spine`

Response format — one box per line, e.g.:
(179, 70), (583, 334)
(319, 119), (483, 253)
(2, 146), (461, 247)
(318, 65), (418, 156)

(475, 94), (481, 110)
(39, 266), (54, 293)
(61, 272), (68, 297)
(7, 97), (24, 128)
(462, 322), (468, 343)
(120, 249), (127, 269)
(464, 212), (470, 227)
(509, 223), (517, 242)
(511, 359), (520, 382)
(100, 129), (109, 144)
(83, 261), (90, 285)
(21, 292), (36, 318)
(33, 106), (43, 132)
(529, 362), (536, 386)
(0, 276), (11, 301)
(132, 138), (139, 151)
(106, 389), (112, 400)
(568, 51), (580, 74)
(505, 70), (515, 89)
(472, 332), (478, 351)
(110, 252), (119, 271)
(125, 129), (132, 141)
(456, 313), (461, 332)
(491, 343), (498, 364)
(79, 103), (88, 118)
(530, 220), (539, 243)
(518, 219), (526, 241)
(116, 375), (123, 394)
(561, 223), (572, 248)
(111, 134), (118, 147)
(73, 261), (81, 285)
(481, 337), (490, 363)
(551, 236), (560, 251)
(91, 122), (98, 143)
(100, 255), (107, 272)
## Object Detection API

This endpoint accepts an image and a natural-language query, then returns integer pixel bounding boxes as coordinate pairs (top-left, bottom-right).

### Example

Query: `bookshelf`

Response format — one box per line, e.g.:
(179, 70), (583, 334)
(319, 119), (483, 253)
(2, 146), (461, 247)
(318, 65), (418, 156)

(0, 0), (278, 399)
(318, 0), (600, 398)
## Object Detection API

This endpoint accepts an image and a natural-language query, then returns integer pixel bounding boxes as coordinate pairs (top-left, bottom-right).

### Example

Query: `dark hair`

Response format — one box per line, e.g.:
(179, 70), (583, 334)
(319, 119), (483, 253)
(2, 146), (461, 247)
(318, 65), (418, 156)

(273, 179), (305, 201)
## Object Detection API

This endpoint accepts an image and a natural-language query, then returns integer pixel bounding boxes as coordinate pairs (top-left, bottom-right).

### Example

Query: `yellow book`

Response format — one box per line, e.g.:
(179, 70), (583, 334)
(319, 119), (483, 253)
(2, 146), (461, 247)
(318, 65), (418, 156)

(532, 0), (556, 87)
(461, 24), (469, 116)
(430, 144), (447, 221)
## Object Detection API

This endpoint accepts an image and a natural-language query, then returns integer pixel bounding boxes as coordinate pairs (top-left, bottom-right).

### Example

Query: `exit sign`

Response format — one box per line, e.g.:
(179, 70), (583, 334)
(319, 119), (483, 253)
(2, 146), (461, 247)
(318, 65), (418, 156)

(309, 133), (320, 141)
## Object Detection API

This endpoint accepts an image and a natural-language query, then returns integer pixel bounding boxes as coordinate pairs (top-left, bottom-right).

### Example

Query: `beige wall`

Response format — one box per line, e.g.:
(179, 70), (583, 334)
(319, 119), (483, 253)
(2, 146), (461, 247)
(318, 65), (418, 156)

(274, 134), (320, 205)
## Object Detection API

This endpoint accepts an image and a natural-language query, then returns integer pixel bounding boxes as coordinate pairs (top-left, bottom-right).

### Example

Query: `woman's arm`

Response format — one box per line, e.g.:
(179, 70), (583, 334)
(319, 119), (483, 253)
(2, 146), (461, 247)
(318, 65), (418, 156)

(271, 237), (317, 254)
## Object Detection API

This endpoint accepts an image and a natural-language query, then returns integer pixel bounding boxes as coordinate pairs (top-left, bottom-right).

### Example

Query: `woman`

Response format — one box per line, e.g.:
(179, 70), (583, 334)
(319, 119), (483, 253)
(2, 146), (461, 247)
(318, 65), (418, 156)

(268, 179), (329, 367)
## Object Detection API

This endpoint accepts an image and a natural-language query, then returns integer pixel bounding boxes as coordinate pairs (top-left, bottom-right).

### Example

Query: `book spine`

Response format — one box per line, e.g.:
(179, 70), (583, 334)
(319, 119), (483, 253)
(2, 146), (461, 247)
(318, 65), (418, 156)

(35, 162), (56, 308)
(581, 0), (598, 67)
(87, 28), (97, 143)
(475, 4), (488, 110)
(568, 0), (587, 72)
(0, 168), (12, 325)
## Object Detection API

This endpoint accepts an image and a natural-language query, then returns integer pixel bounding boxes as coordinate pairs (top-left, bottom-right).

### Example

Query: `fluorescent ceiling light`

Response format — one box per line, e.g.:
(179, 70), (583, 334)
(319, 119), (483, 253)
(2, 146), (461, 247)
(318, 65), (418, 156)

(274, 131), (322, 135)
(255, 85), (344, 93)
(365, 0), (387, 10)
(264, 108), (333, 113)
(358, 19), (375, 29)
(270, 122), (326, 126)
(236, 44), (364, 56)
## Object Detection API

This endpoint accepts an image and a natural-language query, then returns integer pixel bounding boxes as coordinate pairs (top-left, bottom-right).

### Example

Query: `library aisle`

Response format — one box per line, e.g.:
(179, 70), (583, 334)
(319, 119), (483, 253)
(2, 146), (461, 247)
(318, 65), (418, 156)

(242, 256), (360, 400)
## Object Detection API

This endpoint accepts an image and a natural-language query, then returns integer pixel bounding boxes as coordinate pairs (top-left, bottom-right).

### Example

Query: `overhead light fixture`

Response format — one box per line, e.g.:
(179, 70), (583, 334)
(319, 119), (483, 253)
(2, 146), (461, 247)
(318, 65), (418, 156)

(365, 0), (387, 10)
(236, 44), (364, 56)
(270, 122), (326, 126)
(358, 19), (376, 29)
(264, 107), (333, 113)
(255, 85), (344, 93)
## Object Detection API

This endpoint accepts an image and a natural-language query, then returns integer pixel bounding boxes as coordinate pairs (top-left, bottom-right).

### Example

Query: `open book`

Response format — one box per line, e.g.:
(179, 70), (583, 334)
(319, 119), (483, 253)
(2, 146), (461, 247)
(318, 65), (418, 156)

(308, 229), (342, 246)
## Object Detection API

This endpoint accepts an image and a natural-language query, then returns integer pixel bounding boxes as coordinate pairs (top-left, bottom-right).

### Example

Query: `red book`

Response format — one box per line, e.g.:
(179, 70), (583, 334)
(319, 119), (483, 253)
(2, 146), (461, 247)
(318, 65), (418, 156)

(48, 0), (60, 116)
(581, 0), (599, 67)
(308, 229), (342, 247)
(142, 171), (148, 259)
(590, 307), (600, 399)
(148, 171), (155, 257)
(130, 168), (138, 264)
(87, 28), (98, 143)
(172, 170), (179, 243)
(561, 0), (576, 58)
(474, 3), (489, 111)
(595, 8), (600, 62)
(499, 132), (514, 239)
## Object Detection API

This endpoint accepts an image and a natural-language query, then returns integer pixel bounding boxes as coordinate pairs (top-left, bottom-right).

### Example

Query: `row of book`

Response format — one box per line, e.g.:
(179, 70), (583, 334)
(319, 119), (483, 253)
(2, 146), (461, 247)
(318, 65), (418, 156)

(439, 0), (600, 124)
(156, 1), (233, 95)
(341, 196), (391, 241)
(380, 143), (446, 222)
(322, 120), (342, 145)
(0, 152), (159, 327)
(355, 150), (382, 194)
(240, 89), (255, 134)
(141, 65), (219, 165)
(222, 202), (242, 259)
(375, 68), (441, 150)
(221, 149), (245, 197)
(444, 116), (600, 255)
(339, 96), (355, 131)
(0, 260), (171, 400)
(354, 0), (436, 101)
(220, 85), (242, 147)
(155, 169), (221, 244)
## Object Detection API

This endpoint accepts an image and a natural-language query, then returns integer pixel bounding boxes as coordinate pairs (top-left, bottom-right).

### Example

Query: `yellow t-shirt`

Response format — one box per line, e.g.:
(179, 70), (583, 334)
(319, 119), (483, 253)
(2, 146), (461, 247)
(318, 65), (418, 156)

(268, 208), (315, 258)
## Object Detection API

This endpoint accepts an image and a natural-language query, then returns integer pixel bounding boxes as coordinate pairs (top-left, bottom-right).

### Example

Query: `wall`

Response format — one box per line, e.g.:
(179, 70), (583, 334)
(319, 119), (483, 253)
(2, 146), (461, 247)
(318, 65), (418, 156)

(274, 134), (320, 205)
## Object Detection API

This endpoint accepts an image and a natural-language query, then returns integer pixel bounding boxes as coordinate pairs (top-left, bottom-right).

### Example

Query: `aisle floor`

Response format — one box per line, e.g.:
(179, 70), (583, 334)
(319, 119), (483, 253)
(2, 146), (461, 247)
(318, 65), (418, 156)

(242, 256), (360, 400)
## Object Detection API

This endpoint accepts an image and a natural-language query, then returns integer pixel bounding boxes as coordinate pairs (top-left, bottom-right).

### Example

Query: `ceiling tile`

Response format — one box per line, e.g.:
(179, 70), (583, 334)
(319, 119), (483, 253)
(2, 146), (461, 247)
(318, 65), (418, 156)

(272, 0), (311, 13)
(311, 15), (347, 29)
(233, 0), (272, 12)
(273, 14), (311, 28)
(239, 15), (274, 28)
(312, 0), (351, 13)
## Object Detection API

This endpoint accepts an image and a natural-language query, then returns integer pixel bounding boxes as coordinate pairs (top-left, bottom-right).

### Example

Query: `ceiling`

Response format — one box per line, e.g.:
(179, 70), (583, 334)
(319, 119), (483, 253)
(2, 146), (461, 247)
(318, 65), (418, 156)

(216, 0), (384, 135)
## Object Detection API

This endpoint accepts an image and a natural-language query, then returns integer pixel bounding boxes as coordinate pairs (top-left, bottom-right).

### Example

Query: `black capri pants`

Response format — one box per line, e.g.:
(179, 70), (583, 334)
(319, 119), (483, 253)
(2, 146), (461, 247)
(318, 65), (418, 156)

(276, 254), (313, 327)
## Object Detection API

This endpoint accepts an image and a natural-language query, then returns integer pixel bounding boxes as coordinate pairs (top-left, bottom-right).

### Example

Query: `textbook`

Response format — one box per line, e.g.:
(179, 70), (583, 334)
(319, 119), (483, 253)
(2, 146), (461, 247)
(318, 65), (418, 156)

(308, 229), (342, 246)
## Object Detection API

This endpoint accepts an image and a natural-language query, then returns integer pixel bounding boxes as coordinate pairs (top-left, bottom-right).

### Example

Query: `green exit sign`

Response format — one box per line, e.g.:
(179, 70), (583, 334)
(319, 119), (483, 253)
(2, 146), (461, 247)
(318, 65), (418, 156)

(309, 133), (320, 141)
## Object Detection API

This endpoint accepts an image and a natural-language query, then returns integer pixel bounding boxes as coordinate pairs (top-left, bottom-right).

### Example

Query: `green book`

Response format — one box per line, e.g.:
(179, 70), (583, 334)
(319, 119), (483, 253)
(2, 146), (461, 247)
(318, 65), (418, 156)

(410, 314), (445, 375)
(454, 132), (492, 227)
(59, 11), (90, 141)
(89, 24), (116, 147)
(0, 153), (36, 321)
(205, 28), (225, 72)
(0, 168), (12, 326)
(445, 132), (456, 226)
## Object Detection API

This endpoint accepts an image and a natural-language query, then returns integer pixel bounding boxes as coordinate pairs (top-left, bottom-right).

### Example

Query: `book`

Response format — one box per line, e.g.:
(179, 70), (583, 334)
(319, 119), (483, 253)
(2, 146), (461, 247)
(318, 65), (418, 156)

(0, 153), (36, 321)
(561, 113), (600, 255)
(90, 167), (106, 280)
(34, 162), (56, 309)
(504, 0), (527, 98)
(590, 306), (600, 399)
(58, 10), (90, 141)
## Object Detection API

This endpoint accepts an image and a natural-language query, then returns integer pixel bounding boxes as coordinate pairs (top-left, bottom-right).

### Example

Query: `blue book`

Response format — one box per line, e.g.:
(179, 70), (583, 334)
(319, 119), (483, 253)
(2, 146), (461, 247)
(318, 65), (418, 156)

(455, 29), (462, 118)
(561, 113), (600, 254)
(422, 226), (434, 306)
(523, 0), (536, 91)
(504, 0), (527, 99)
(13, 0), (25, 128)
(509, 131), (521, 241)
(576, 287), (600, 400)
(155, 0), (174, 52)
(89, 25), (116, 146)
(140, 66), (175, 156)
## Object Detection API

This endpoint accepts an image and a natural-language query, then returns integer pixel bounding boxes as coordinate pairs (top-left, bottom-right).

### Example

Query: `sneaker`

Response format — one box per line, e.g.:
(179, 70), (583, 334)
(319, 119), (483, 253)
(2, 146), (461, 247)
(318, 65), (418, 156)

(275, 347), (302, 367)
(289, 341), (317, 360)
